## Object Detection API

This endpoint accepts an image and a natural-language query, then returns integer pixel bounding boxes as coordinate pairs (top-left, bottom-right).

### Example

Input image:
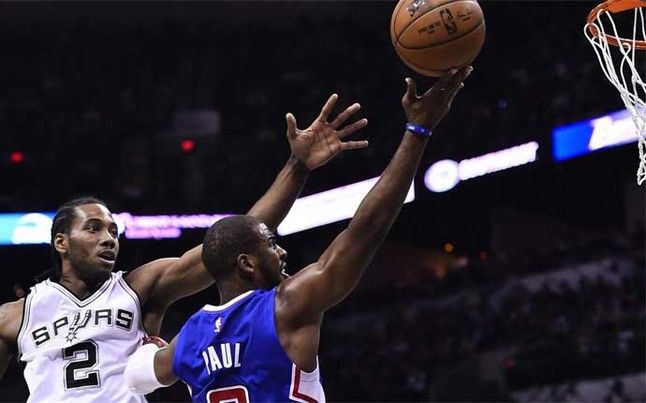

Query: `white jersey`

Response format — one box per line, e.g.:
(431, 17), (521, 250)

(17, 271), (148, 403)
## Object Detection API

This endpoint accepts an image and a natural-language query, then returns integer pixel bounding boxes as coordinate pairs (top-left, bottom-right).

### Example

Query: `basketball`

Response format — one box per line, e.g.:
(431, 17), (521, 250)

(391, 0), (486, 76)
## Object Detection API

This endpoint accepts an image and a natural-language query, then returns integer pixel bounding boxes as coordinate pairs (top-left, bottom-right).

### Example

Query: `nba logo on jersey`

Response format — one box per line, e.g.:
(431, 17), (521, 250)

(214, 317), (223, 333)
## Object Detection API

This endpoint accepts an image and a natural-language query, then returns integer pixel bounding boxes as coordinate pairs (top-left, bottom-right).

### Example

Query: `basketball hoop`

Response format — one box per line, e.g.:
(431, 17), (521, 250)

(585, 0), (646, 185)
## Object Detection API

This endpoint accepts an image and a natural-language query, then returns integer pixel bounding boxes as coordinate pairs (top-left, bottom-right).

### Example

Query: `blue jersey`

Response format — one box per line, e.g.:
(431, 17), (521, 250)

(172, 289), (325, 403)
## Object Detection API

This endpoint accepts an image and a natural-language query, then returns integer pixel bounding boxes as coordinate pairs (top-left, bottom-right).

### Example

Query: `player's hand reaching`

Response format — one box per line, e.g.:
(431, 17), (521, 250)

(286, 94), (369, 170)
(402, 66), (473, 130)
(142, 335), (168, 348)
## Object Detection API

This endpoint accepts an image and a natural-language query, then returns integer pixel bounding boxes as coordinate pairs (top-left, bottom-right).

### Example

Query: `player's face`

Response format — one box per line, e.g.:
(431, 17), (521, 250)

(65, 204), (119, 285)
(255, 223), (288, 289)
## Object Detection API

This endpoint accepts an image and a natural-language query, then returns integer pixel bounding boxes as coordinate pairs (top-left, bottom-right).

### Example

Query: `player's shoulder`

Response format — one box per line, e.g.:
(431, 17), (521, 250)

(0, 299), (25, 320)
(0, 298), (25, 340)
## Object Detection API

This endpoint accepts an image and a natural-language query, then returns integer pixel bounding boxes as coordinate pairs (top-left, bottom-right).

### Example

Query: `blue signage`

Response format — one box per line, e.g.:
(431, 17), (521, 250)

(552, 109), (638, 161)
(0, 212), (56, 245)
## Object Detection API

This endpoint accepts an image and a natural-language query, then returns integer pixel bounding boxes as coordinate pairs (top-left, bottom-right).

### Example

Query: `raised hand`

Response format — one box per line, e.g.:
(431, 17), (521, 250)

(286, 94), (369, 171)
(402, 66), (473, 130)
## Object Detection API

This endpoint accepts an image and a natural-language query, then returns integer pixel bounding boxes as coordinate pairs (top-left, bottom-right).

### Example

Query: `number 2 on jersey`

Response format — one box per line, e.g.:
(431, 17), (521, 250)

(62, 341), (100, 389)
(206, 385), (250, 403)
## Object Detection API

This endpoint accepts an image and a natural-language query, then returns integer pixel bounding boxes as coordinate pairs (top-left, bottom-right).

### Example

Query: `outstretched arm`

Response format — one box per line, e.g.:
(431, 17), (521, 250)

(245, 156), (310, 232)
(126, 95), (369, 334)
(248, 94), (368, 232)
(278, 68), (472, 328)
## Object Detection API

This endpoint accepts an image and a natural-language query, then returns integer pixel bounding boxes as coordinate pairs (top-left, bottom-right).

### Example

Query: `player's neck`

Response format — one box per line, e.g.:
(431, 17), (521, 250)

(57, 270), (103, 300)
(217, 281), (254, 306)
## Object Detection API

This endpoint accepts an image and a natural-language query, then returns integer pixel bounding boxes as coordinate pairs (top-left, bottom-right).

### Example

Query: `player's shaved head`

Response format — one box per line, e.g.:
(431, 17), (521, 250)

(202, 215), (263, 280)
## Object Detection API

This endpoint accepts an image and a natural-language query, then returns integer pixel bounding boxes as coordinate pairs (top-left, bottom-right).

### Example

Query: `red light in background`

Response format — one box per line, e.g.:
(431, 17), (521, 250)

(479, 251), (488, 260)
(9, 151), (24, 164)
(443, 242), (454, 253)
(180, 139), (195, 153)
(503, 357), (516, 369)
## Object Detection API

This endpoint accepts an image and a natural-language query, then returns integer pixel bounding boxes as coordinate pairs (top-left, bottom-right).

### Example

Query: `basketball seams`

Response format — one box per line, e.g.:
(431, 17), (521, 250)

(394, 43), (445, 76)
(397, 25), (485, 74)
(391, 0), (406, 45)
(398, 18), (485, 50)
(394, 0), (481, 43)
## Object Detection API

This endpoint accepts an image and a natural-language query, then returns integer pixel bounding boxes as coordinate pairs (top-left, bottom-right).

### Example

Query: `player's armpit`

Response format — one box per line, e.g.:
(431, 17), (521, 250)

(275, 257), (350, 331)
(276, 229), (375, 326)
(0, 299), (24, 380)
(0, 337), (12, 381)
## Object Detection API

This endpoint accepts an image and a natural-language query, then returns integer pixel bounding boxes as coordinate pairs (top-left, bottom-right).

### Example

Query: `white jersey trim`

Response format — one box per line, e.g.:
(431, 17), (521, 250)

(202, 290), (254, 312)
(45, 277), (112, 307)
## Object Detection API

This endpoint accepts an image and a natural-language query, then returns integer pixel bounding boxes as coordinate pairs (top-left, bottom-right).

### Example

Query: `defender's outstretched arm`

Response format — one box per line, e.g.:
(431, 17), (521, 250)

(125, 95), (368, 334)
(248, 94), (368, 232)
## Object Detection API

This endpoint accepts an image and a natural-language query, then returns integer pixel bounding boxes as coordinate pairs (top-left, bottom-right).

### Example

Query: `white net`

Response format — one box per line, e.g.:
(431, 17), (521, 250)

(584, 5), (646, 185)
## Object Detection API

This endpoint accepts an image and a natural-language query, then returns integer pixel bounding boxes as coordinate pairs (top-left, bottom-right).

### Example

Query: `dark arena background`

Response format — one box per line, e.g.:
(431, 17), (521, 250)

(0, 1), (644, 401)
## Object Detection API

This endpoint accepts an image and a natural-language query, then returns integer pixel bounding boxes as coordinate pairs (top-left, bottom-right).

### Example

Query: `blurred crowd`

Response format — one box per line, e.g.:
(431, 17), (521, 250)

(318, 234), (645, 400)
(513, 374), (645, 402)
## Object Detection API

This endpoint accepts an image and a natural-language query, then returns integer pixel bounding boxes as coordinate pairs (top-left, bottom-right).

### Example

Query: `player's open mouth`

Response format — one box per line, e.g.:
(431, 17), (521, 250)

(98, 250), (116, 262)
(280, 262), (289, 278)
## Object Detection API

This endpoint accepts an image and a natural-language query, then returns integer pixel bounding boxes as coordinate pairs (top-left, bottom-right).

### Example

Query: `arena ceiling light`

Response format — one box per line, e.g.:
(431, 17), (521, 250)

(0, 178), (415, 245)
(424, 142), (539, 192)
(276, 176), (415, 236)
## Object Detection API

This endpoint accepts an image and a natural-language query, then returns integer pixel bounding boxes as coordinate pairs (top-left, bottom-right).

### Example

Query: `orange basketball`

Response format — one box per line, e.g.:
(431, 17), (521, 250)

(391, 0), (486, 77)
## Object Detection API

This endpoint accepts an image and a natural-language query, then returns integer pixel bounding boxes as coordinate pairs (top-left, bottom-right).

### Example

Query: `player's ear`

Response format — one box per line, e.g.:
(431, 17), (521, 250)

(53, 233), (69, 254)
(236, 254), (256, 278)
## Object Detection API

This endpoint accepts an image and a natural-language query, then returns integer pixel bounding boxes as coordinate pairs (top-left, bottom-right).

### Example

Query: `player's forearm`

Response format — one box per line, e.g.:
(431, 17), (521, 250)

(314, 131), (429, 307)
(246, 155), (310, 231)
(154, 346), (178, 386)
(347, 131), (429, 244)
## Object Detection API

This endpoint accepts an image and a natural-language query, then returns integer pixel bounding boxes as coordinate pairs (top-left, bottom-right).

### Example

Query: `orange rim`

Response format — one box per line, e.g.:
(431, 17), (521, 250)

(586, 0), (646, 50)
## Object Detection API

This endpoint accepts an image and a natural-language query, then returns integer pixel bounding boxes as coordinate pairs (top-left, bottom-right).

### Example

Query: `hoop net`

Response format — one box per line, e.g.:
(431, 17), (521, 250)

(584, 1), (646, 185)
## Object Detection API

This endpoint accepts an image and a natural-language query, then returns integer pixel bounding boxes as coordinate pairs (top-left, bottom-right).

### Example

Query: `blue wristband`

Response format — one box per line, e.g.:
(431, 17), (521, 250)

(405, 123), (432, 137)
